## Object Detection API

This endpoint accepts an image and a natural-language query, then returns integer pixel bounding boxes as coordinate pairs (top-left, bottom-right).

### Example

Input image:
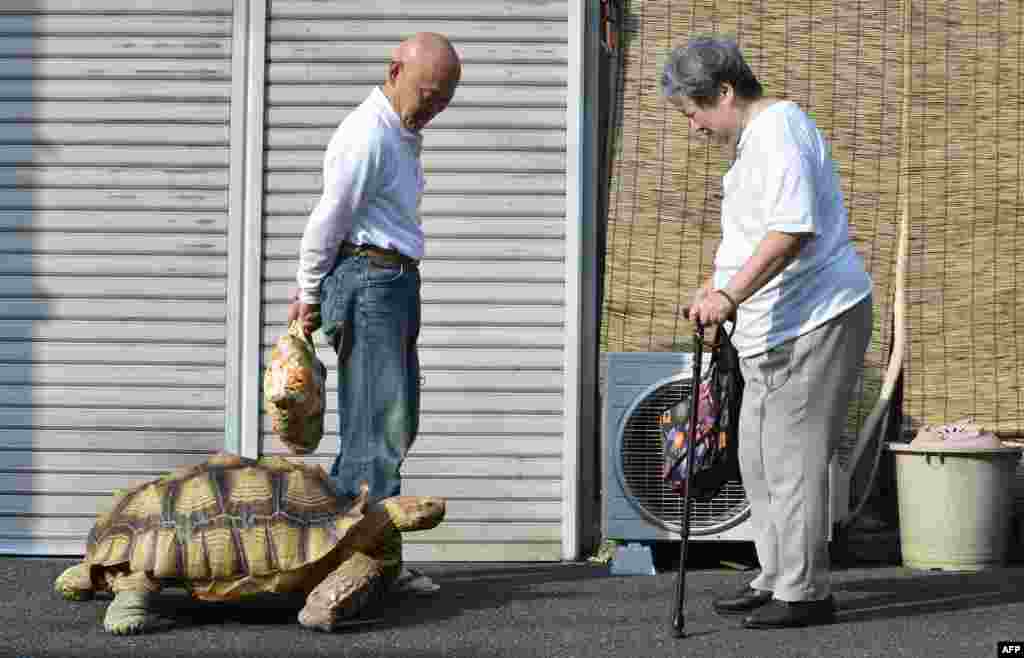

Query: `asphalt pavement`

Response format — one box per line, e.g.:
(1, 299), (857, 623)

(2, 544), (1022, 658)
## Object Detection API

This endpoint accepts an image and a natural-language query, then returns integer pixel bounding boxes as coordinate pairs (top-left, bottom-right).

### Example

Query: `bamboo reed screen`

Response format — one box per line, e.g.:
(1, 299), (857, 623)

(601, 0), (1024, 438)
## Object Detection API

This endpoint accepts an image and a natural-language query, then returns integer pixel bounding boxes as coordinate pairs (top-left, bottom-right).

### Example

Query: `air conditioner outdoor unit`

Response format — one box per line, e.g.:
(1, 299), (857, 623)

(602, 352), (865, 544)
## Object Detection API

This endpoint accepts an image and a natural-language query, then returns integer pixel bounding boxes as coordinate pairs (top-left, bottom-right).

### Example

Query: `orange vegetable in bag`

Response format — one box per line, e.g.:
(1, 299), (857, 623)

(263, 320), (327, 454)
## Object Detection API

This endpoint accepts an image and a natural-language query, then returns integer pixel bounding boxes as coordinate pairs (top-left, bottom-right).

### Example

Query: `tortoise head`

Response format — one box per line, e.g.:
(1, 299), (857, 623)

(381, 496), (446, 532)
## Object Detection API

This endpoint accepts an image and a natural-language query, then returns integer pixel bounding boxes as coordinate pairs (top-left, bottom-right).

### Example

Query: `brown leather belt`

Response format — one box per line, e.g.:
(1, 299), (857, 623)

(340, 241), (419, 269)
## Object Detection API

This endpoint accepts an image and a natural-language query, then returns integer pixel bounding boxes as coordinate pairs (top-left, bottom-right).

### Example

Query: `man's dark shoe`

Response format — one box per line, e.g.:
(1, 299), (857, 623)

(712, 586), (773, 615)
(742, 596), (836, 629)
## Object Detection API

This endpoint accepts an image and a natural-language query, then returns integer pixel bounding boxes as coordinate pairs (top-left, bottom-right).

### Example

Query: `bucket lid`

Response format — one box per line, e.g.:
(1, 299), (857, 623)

(910, 418), (1006, 449)
(888, 442), (1023, 455)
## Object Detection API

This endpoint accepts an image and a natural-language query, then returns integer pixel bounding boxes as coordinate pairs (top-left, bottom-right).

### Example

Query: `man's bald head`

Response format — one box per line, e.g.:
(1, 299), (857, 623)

(393, 32), (461, 76)
(383, 33), (461, 132)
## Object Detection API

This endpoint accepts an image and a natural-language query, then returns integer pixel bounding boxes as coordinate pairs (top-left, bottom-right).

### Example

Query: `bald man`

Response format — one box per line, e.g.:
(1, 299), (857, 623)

(289, 33), (461, 596)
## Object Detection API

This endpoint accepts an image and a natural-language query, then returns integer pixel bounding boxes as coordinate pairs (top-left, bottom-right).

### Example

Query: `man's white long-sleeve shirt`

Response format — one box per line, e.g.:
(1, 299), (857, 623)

(296, 87), (426, 305)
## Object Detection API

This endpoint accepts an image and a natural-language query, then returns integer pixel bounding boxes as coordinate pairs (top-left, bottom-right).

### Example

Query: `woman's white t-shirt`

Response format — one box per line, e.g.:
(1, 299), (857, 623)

(713, 101), (873, 357)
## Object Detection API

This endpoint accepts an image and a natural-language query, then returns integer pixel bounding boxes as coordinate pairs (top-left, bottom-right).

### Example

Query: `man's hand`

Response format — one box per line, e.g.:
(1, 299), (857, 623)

(288, 289), (321, 336)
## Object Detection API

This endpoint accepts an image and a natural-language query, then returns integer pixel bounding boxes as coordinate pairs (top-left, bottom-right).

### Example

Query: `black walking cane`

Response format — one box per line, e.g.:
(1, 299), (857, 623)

(671, 317), (705, 638)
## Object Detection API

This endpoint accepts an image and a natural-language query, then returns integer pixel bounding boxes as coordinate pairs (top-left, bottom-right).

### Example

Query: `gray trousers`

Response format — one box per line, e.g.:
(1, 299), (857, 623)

(740, 296), (873, 602)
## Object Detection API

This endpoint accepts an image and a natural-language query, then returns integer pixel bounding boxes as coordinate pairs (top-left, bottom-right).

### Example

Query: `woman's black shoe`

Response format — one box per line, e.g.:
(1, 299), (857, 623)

(712, 586), (773, 615)
(742, 596), (836, 629)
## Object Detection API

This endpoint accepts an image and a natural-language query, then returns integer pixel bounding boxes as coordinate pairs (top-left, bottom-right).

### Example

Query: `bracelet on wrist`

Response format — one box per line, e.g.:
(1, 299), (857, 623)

(715, 289), (738, 309)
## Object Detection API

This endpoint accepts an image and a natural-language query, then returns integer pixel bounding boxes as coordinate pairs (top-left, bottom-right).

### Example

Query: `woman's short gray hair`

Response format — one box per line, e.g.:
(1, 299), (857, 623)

(661, 35), (763, 106)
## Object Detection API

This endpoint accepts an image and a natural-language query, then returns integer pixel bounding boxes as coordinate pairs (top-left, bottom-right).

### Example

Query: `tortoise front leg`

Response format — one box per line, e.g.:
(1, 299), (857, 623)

(103, 571), (164, 635)
(298, 552), (386, 632)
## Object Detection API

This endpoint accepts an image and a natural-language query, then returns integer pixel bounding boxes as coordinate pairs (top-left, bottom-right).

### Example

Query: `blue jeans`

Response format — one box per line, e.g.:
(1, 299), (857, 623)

(319, 253), (421, 501)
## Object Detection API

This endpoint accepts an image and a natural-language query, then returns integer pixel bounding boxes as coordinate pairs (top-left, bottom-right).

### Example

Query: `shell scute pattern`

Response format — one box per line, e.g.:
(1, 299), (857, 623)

(83, 455), (366, 584)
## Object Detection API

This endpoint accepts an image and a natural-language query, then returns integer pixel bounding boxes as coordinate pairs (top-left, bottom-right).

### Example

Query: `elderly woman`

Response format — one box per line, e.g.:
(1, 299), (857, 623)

(665, 36), (874, 628)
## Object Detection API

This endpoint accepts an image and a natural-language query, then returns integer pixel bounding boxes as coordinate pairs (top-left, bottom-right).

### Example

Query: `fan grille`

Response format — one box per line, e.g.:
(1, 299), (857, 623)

(619, 378), (749, 534)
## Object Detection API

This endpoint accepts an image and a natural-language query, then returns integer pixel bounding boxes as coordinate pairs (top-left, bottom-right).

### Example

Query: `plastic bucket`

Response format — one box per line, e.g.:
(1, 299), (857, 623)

(888, 443), (1022, 571)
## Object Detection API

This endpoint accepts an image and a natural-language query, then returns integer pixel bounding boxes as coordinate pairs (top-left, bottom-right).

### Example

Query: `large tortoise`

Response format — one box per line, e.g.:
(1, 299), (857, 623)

(53, 453), (444, 634)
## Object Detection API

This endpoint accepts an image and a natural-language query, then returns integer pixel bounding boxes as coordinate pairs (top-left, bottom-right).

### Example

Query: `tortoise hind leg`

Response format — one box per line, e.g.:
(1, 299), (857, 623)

(103, 571), (164, 635)
(54, 562), (98, 601)
(298, 552), (387, 632)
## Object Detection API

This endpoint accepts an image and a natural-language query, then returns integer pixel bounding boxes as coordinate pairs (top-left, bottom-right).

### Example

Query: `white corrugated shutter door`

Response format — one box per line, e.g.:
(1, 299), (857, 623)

(0, 1), (234, 554)
(261, 1), (568, 560)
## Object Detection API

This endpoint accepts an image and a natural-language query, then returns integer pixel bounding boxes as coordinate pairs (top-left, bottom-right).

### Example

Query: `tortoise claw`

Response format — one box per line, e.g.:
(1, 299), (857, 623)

(104, 592), (167, 635)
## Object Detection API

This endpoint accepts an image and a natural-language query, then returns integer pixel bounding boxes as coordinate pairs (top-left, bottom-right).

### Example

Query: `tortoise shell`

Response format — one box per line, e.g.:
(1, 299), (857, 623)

(84, 453), (367, 581)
